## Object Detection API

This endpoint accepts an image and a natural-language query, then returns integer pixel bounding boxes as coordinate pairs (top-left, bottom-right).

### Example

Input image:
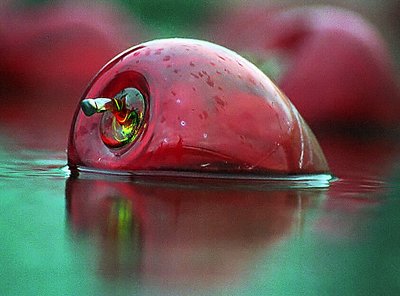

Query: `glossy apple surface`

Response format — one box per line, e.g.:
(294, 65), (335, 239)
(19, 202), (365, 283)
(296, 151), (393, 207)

(68, 38), (329, 175)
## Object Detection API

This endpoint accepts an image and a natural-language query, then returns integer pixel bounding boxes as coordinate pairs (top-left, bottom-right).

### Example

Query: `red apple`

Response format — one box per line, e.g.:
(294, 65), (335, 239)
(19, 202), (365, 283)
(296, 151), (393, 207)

(0, 1), (141, 91)
(0, 2), (145, 150)
(68, 38), (329, 175)
(206, 5), (400, 130)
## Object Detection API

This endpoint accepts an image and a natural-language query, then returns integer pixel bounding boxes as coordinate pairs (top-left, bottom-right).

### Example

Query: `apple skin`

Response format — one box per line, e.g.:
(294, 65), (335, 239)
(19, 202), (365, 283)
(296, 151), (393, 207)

(0, 2), (144, 150)
(68, 38), (329, 175)
(206, 5), (400, 130)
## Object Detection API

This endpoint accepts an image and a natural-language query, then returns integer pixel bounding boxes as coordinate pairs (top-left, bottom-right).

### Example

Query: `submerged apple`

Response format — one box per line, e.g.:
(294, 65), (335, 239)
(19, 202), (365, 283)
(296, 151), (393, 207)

(68, 38), (329, 176)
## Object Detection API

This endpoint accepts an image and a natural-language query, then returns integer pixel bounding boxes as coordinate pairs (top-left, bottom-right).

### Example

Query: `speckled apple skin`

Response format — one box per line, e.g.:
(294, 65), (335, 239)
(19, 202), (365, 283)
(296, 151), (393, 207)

(68, 38), (328, 175)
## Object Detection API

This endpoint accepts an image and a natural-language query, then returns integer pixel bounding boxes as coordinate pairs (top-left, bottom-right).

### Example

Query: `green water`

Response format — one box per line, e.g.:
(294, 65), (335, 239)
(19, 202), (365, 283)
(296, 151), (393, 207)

(1, 138), (400, 296)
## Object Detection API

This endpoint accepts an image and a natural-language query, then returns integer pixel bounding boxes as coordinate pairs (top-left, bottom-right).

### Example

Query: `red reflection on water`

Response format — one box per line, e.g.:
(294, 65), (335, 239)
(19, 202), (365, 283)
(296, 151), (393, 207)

(315, 135), (400, 239)
(66, 177), (324, 286)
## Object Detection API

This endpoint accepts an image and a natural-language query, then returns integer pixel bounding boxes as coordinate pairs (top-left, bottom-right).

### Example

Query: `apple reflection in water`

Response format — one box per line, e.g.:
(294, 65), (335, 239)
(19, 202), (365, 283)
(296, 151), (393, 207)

(314, 135), (400, 239)
(66, 176), (324, 287)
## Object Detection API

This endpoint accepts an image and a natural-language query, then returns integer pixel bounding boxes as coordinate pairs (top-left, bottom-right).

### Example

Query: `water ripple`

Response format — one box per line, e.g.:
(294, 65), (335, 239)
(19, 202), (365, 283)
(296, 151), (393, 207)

(0, 149), (69, 179)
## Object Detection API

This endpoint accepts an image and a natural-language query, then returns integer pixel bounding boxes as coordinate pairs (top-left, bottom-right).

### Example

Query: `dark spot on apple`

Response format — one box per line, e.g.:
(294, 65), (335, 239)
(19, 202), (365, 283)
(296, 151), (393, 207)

(214, 95), (225, 107)
(155, 48), (164, 55)
(206, 77), (214, 87)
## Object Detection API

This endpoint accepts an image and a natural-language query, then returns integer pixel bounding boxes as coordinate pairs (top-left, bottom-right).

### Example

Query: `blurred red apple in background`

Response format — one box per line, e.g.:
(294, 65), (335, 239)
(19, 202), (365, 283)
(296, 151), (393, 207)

(206, 5), (400, 132)
(0, 1), (145, 150)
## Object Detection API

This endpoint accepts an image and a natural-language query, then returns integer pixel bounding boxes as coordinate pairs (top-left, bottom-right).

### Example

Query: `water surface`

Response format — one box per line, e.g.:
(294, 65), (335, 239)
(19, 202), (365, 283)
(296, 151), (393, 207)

(1, 136), (400, 295)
